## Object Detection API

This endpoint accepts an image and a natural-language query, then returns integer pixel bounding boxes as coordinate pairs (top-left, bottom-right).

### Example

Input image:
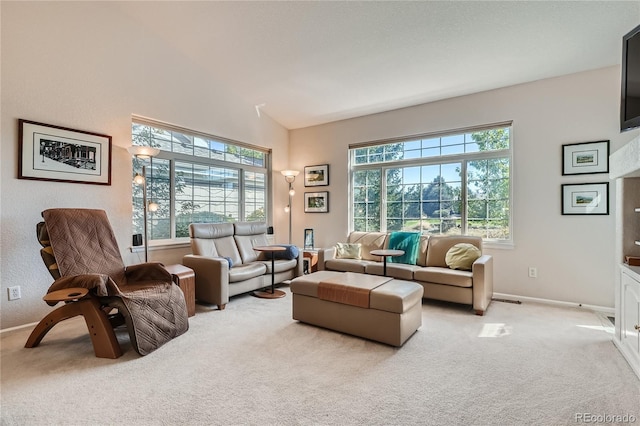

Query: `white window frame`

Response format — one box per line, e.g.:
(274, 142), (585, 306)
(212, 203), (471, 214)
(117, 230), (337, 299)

(349, 122), (513, 246)
(131, 117), (271, 246)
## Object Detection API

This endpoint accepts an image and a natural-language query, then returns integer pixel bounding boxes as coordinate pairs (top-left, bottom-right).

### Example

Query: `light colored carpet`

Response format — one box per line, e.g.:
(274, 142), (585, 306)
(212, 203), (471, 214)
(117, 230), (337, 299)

(1, 287), (639, 426)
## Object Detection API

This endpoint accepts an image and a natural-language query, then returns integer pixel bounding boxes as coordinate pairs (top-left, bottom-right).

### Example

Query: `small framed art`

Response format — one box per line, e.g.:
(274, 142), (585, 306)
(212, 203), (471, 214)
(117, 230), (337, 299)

(18, 119), (112, 185)
(304, 164), (329, 187)
(304, 191), (329, 213)
(562, 140), (609, 175)
(304, 228), (314, 249)
(561, 182), (609, 215)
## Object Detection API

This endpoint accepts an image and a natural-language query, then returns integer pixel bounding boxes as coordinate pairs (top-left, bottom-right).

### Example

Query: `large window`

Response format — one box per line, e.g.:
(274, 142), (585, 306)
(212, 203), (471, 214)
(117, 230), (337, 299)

(351, 124), (512, 242)
(132, 120), (269, 242)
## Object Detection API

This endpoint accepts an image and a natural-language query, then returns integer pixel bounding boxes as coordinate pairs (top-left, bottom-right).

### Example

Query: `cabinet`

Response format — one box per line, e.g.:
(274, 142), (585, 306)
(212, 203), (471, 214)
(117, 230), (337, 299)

(616, 266), (640, 379)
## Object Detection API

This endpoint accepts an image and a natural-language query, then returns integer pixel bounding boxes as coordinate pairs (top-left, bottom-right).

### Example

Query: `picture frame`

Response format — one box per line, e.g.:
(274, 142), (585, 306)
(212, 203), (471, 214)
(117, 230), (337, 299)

(561, 182), (609, 215)
(304, 228), (314, 249)
(304, 164), (329, 187)
(562, 140), (609, 175)
(304, 191), (329, 213)
(18, 119), (112, 185)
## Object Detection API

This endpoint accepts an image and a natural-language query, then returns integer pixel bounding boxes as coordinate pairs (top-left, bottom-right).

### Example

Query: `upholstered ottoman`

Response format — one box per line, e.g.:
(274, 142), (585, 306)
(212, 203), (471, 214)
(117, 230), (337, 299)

(290, 271), (423, 346)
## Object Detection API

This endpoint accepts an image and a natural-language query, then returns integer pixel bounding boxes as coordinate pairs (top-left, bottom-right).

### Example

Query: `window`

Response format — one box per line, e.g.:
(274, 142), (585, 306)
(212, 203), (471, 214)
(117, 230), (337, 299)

(131, 120), (270, 242)
(351, 123), (512, 242)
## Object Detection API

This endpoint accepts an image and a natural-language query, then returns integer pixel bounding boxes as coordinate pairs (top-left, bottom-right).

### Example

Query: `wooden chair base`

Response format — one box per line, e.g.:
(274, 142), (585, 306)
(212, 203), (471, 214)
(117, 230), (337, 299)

(25, 291), (122, 359)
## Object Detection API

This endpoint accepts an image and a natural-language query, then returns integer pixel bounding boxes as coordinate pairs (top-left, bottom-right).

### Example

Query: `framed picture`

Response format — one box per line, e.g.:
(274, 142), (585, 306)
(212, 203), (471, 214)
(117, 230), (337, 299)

(304, 191), (329, 213)
(304, 228), (314, 249)
(561, 182), (609, 215)
(304, 164), (329, 187)
(562, 140), (609, 175)
(18, 119), (112, 185)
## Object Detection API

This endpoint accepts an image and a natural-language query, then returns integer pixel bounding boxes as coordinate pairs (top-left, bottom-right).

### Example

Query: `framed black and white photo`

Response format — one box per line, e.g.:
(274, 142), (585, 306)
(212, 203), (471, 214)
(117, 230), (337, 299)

(304, 164), (329, 187)
(561, 182), (609, 215)
(304, 191), (329, 213)
(562, 140), (609, 175)
(18, 119), (112, 185)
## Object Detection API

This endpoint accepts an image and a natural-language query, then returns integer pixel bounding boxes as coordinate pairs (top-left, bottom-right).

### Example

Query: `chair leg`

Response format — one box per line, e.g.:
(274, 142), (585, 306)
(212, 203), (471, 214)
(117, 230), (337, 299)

(218, 304), (226, 310)
(25, 298), (122, 359)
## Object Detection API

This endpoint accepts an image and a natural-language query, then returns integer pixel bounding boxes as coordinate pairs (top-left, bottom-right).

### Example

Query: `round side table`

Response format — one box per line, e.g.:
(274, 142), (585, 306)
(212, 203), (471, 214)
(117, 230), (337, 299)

(252, 246), (287, 299)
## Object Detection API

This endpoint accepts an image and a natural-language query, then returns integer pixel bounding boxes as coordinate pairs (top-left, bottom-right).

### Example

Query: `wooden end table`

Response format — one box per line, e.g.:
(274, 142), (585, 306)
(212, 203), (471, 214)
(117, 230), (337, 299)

(252, 246), (287, 299)
(165, 264), (196, 317)
(370, 249), (405, 276)
(303, 250), (318, 274)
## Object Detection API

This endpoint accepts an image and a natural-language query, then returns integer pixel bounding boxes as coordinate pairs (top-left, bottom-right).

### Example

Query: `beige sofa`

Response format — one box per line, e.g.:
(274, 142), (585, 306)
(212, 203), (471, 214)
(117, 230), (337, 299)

(183, 222), (303, 310)
(318, 232), (493, 315)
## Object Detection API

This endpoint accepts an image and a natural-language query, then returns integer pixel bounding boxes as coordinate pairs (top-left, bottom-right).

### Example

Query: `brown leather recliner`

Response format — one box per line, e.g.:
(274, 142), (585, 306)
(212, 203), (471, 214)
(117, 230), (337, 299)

(25, 208), (189, 358)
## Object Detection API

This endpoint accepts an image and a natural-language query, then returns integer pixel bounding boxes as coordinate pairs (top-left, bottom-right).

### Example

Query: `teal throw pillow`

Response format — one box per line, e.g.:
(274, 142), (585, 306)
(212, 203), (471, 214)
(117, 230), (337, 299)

(388, 232), (420, 265)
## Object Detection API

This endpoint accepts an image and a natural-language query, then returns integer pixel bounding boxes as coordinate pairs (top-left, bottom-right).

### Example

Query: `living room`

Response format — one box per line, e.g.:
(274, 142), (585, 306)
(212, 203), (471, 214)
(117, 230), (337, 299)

(2, 1), (640, 424)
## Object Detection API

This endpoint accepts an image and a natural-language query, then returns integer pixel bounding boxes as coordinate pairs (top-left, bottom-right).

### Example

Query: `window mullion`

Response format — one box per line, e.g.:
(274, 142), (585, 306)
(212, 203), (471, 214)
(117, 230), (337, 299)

(461, 160), (468, 235)
(170, 160), (176, 239)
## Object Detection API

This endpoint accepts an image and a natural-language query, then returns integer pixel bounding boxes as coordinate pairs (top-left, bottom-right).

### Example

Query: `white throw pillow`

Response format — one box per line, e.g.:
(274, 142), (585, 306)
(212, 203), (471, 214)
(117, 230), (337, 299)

(335, 243), (362, 259)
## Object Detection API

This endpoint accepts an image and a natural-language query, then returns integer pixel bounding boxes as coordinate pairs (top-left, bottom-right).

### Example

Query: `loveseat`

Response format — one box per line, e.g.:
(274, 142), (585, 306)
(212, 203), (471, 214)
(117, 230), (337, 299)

(183, 222), (303, 310)
(317, 232), (493, 315)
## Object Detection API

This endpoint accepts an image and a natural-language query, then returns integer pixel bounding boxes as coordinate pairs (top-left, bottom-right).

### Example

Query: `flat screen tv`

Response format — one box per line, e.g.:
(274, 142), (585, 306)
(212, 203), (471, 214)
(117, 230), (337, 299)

(622, 23), (640, 132)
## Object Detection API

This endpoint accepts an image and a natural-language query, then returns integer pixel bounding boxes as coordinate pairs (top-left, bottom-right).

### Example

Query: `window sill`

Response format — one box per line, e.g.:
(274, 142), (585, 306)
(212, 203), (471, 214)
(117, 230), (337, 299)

(483, 240), (514, 250)
(129, 239), (190, 253)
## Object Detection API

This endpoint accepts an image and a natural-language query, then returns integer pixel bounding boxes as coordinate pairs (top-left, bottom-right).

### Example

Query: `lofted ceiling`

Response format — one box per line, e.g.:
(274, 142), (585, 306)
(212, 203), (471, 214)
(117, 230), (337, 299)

(117, 1), (640, 130)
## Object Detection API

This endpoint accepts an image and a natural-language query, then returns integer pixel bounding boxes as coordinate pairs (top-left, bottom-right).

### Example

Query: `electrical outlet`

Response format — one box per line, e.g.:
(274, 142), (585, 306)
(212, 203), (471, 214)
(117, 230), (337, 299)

(528, 267), (537, 278)
(8, 286), (21, 301)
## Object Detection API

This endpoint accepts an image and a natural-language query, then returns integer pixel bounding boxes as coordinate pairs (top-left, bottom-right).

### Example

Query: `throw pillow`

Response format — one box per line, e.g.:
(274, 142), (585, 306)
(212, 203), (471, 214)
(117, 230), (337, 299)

(335, 243), (362, 259)
(387, 232), (420, 265)
(264, 244), (299, 260)
(445, 243), (481, 271)
(216, 256), (233, 268)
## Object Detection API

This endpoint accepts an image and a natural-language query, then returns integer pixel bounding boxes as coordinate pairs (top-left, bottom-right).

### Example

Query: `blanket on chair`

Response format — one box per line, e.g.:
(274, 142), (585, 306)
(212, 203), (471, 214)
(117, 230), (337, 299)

(43, 208), (188, 355)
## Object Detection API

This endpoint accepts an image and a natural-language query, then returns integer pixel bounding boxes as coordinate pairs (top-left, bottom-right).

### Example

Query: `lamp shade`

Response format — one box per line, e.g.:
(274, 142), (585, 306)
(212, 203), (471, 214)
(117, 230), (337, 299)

(128, 145), (160, 158)
(280, 170), (300, 177)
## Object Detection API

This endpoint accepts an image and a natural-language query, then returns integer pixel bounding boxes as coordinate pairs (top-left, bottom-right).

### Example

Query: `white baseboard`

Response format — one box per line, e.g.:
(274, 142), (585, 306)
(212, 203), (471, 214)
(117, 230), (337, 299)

(0, 321), (38, 334)
(493, 292), (614, 315)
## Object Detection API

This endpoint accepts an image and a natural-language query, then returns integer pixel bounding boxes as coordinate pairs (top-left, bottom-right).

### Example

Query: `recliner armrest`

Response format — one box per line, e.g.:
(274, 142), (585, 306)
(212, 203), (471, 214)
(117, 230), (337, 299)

(126, 262), (172, 282)
(471, 255), (494, 315)
(46, 274), (112, 305)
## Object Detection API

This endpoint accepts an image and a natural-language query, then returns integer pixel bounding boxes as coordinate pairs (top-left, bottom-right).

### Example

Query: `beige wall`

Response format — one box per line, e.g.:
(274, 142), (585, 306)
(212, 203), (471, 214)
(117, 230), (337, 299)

(0, 2), (291, 329)
(290, 67), (640, 308)
(2, 2), (638, 330)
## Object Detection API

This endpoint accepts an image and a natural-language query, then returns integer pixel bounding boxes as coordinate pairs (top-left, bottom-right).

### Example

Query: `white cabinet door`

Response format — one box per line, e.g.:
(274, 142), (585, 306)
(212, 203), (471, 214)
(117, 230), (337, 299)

(620, 272), (640, 364)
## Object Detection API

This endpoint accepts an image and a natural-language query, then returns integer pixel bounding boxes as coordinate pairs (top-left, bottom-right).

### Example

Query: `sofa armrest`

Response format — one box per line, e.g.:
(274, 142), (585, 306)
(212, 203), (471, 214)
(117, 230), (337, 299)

(471, 254), (493, 315)
(182, 254), (229, 307)
(317, 247), (336, 271)
(294, 251), (304, 277)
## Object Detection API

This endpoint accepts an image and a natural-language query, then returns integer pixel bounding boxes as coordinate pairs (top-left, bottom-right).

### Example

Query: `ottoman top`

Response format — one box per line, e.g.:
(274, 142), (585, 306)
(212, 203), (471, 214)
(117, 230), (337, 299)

(291, 271), (423, 314)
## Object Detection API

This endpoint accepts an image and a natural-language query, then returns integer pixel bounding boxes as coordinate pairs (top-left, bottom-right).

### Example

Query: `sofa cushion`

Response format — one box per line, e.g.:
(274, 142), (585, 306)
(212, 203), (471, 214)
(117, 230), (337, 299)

(235, 234), (270, 263)
(228, 262), (267, 283)
(388, 232), (420, 265)
(325, 258), (376, 273)
(261, 258), (298, 274)
(214, 236), (243, 267)
(347, 232), (387, 261)
(414, 267), (473, 288)
(189, 223), (235, 257)
(335, 243), (361, 259)
(445, 243), (481, 271)
(426, 235), (482, 268)
(364, 262), (420, 281)
(416, 235), (430, 267)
